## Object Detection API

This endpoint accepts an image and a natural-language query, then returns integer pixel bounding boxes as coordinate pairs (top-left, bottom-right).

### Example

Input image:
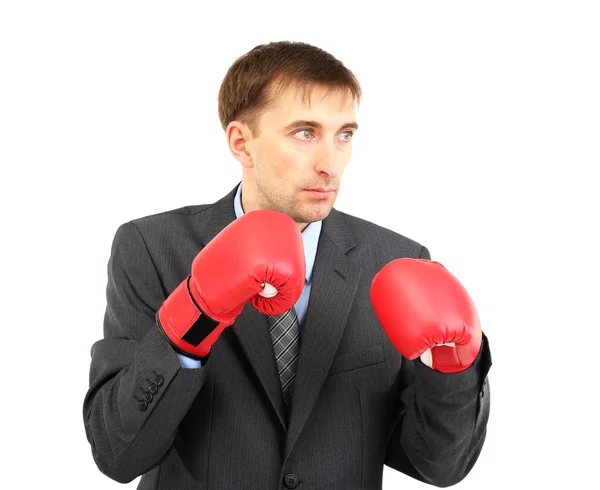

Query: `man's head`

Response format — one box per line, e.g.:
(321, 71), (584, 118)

(218, 41), (362, 229)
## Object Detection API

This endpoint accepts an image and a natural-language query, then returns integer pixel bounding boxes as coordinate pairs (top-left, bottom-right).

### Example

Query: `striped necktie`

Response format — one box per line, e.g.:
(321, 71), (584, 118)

(266, 307), (301, 418)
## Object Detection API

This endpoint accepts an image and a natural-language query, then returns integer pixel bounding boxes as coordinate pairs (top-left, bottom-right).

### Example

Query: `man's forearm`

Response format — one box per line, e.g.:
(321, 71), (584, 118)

(386, 334), (492, 487)
(83, 327), (210, 484)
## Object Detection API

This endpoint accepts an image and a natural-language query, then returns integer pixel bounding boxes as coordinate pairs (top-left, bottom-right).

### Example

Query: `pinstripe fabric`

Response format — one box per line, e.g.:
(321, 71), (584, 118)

(267, 308), (301, 419)
(83, 183), (492, 489)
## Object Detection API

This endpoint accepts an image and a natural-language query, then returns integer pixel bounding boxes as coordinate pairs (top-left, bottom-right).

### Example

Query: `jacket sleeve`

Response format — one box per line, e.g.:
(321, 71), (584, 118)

(384, 245), (492, 487)
(82, 221), (210, 484)
(385, 334), (492, 487)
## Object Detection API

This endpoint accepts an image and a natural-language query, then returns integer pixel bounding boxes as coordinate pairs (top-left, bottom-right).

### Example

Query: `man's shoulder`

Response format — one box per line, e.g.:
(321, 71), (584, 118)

(111, 200), (217, 246)
(334, 209), (429, 258)
(129, 202), (213, 228)
(124, 184), (238, 233)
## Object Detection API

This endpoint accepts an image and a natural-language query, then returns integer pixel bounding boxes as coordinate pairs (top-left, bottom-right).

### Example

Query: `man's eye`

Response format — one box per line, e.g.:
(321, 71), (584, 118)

(294, 129), (312, 140)
(293, 129), (355, 141)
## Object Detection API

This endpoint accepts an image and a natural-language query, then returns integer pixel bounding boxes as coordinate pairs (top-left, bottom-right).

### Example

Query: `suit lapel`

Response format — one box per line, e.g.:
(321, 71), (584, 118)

(283, 208), (361, 460)
(200, 186), (362, 441)
(201, 184), (289, 429)
(232, 303), (290, 428)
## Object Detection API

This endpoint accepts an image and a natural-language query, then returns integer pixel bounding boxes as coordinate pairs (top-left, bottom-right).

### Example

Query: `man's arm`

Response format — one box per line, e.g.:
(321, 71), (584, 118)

(385, 334), (492, 487)
(375, 245), (492, 486)
(82, 222), (209, 484)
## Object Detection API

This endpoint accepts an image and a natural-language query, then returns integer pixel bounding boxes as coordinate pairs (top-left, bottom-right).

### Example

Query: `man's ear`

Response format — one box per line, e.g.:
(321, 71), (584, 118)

(226, 121), (254, 169)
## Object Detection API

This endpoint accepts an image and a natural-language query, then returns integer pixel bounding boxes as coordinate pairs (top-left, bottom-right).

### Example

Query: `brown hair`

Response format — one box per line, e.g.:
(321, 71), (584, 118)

(217, 41), (362, 137)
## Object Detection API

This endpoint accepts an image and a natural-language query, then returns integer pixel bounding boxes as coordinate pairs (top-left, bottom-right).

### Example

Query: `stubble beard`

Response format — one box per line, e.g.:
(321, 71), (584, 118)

(253, 150), (335, 225)
(255, 175), (334, 225)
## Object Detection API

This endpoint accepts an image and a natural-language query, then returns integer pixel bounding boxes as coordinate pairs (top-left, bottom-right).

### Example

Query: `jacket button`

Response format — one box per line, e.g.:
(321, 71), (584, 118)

(155, 375), (164, 387)
(284, 473), (299, 488)
(144, 391), (153, 402)
(148, 382), (158, 394)
(137, 400), (148, 411)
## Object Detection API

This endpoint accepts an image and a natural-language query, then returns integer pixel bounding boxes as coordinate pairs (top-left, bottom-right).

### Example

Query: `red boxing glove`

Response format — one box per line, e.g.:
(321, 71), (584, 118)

(370, 258), (482, 373)
(157, 209), (306, 359)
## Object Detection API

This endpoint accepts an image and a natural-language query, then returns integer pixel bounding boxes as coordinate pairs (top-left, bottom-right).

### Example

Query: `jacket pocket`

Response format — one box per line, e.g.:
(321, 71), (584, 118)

(328, 343), (386, 375)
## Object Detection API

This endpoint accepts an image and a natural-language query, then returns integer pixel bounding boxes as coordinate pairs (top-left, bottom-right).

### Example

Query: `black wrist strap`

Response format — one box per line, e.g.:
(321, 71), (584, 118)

(180, 275), (221, 346)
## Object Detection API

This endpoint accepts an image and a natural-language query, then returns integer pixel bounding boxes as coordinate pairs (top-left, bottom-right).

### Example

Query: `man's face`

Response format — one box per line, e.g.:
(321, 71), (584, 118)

(242, 84), (357, 225)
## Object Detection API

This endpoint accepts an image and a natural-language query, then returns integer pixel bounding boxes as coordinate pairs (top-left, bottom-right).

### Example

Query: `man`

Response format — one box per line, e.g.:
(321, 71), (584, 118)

(83, 40), (492, 489)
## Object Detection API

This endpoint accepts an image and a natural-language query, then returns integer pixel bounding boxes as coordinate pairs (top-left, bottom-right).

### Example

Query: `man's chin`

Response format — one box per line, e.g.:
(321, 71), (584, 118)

(294, 205), (333, 224)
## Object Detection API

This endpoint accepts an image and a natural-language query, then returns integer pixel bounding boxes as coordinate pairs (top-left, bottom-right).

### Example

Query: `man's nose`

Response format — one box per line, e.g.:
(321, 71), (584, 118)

(314, 142), (343, 178)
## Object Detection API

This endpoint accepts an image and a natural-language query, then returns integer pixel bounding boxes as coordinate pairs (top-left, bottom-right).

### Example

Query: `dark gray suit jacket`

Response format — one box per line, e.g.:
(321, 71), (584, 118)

(83, 183), (492, 489)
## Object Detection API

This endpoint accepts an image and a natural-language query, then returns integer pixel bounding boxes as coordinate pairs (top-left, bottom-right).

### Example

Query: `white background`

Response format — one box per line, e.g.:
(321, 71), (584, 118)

(1, 1), (599, 488)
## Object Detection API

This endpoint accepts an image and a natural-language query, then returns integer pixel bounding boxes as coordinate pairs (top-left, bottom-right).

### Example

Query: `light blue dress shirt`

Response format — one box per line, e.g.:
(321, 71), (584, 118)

(177, 181), (323, 368)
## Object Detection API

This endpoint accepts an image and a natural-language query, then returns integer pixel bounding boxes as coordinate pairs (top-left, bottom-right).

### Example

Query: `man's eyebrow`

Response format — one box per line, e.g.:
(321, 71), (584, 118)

(283, 120), (359, 132)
